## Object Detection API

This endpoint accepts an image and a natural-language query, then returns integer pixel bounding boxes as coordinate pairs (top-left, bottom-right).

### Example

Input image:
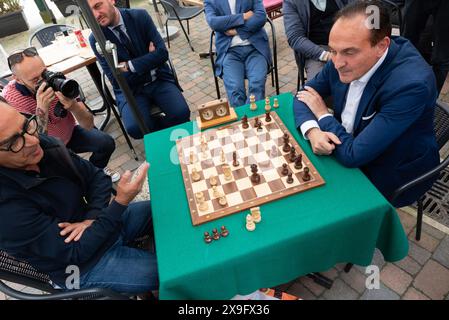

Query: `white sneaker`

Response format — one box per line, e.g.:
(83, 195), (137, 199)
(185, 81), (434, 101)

(103, 167), (121, 183)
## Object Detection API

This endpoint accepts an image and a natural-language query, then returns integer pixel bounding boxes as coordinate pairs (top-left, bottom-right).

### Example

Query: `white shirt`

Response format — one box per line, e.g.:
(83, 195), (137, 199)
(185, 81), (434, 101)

(300, 48), (389, 138)
(228, 0), (251, 47)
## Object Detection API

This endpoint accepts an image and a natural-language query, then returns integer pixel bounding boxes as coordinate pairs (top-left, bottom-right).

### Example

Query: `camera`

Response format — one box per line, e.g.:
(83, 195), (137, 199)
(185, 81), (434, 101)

(35, 70), (80, 118)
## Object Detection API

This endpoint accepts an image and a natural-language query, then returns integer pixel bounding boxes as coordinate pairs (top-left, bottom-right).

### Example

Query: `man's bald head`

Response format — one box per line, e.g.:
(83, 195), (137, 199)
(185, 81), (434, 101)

(12, 55), (47, 94)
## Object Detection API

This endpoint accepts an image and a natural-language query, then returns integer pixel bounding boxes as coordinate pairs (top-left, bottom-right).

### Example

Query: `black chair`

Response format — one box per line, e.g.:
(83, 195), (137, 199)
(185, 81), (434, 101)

(380, 0), (404, 34)
(294, 51), (306, 91)
(159, 0), (204, 52)
(389, 101), (449, 241)
(29, 24), (76, 48)
(0, 250), (130, 300)
(209, 17), (280, 101)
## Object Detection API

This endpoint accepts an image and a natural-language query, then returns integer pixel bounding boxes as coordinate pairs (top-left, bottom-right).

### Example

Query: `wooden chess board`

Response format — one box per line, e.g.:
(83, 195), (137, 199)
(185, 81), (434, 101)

(176, 112), (325, 225)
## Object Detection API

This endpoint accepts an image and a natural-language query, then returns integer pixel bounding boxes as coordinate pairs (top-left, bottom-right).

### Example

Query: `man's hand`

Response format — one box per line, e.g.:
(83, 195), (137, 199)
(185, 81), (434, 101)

(296, 86), (329, 118)
(54, 92), (77, 111)
(58, 219), (94, 243)
(307, 128), (341, 155)
(243, 10), (254, 20)
(115, 162), (150, 206)
(118, 61), (129, 73)
(36, 82), (54, 112)
(225, 29), (237, 36)
(149, 42), (156, 52)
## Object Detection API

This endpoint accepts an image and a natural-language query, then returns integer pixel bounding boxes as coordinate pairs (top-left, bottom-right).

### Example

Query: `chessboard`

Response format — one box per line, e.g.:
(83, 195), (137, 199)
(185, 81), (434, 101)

(176, 112), (325, 226)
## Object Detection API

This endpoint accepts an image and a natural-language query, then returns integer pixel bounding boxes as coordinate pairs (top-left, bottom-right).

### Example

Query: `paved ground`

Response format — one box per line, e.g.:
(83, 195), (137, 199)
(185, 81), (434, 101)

(1, 0), (449, 300)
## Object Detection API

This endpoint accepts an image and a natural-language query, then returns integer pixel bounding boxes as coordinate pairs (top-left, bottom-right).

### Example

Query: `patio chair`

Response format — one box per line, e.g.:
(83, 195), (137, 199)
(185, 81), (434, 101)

(380, 0), (404, 34)
(28, 25), (76, 48)
(209, 17), (280, 101)
(0, 250), (130, 300)
(159, 0), (204, 52)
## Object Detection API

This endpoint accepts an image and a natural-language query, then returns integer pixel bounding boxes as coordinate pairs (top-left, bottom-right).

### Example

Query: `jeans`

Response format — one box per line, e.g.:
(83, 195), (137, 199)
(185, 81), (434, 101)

(119, 80), (191, 139)
(79, 201), (158, 294)
(222, 44), (268, 108)
(66, 125), (115, 169)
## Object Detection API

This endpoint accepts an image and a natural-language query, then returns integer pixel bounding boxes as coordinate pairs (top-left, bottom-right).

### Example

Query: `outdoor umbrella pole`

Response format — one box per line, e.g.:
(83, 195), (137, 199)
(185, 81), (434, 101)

(75, 0), (150, 137)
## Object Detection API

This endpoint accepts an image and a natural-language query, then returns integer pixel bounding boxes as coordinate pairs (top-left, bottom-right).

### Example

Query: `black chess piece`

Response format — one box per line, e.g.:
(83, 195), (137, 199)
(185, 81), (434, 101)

(256, 121), (263, 131)
(265, 111), (272, 122)
(212, 228), (220, 240)
(204, 231), (212, 244)
(232, 151), (239, 167)
(287, 172), (294, 184)
(282, 133), (291, 152)
(302, 167), (311, 181)
(242, 115), (249, 129)
(281, 163), (289, 175)
(250, 164), (260, 183)
(289, 148), (297, 162)
(254, 117), (259, 128)
(294, 154), (303, 169)
(220, 226), (229, 237)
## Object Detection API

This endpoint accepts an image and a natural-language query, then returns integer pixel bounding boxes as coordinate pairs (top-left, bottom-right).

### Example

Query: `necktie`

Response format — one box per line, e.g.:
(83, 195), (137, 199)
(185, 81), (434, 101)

(113, 25), (136, 58)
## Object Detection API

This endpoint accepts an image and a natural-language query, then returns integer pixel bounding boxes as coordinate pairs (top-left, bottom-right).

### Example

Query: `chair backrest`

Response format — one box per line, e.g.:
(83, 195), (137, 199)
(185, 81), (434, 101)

(294, 51), (306, 91)
(159, 0), (181, 17)
(29, 24), (76, 48)
(434, 101), (449, 150)
(380, 0), (404, 33)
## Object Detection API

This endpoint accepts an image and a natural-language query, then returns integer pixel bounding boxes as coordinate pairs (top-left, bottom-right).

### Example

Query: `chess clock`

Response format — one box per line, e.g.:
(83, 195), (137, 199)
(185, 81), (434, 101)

(197, 98), (238, 130)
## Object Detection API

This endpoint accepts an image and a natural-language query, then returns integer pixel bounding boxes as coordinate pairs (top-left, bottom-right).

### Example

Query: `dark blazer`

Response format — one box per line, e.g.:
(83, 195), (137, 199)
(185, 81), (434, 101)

(294, 37), (439, 207)
(204, 0), (272, 77)
(89, 8), (175, 105)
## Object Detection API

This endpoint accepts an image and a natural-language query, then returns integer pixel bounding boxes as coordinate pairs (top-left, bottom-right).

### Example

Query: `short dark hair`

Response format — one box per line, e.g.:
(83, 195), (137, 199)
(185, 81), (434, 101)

(335, 0), (392, 46)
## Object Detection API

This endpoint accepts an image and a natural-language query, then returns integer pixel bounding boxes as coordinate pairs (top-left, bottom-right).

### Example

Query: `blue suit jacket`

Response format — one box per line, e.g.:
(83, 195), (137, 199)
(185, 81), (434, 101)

(89, 8), (175, 106)
(204, 0), (272, 77)
(294, 37), (439, 207)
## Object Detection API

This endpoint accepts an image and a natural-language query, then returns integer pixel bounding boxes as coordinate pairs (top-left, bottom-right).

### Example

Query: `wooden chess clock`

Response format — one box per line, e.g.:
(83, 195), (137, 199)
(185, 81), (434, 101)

(196, 98), (238, 130)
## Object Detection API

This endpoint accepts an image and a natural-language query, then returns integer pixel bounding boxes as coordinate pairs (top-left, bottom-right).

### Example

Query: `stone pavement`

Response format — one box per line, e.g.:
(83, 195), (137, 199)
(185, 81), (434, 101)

(1, 0), (449, 300)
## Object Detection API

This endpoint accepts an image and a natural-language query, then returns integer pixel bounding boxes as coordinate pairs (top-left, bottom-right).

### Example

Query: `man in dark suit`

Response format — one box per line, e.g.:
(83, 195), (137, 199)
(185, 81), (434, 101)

(88, 0), (190, 139)
(294, 0), (439, 207)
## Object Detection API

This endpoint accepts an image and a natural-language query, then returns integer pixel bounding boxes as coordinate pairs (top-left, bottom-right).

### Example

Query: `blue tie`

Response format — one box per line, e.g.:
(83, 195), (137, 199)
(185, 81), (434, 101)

(113, 25), (136, 58)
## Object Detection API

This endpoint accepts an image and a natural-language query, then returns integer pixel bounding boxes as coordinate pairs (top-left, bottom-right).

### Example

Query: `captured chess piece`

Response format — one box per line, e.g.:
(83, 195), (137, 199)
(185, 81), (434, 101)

(302, 166), (311, 181)
(265, 111), (272, 122)
(281, 163), (289, 176)
(212, 228), (220, 240)
(246, 214), (256, 231)
(191, 167), (201, 182)
(241, 115), (249, 129)
(250, 207), (261, 223)
(289, 147), (297, 162)
(294, 154), (303, 169)
(287, 171), (294, 184)
(273, 98), (279, 109)
(250, 164), (261, 183)
(250, 94), (257, 111)
(220, 226), (229, 237)
(204, 231), (212, 244)
(232, 151), (240, 167)
(264, 96), (271, 112)
(282, 133), (291, 152)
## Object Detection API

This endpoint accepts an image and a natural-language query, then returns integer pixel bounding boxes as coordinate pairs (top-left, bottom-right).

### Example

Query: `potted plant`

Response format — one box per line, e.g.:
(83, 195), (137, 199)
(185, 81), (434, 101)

(0, 0), (29, 38)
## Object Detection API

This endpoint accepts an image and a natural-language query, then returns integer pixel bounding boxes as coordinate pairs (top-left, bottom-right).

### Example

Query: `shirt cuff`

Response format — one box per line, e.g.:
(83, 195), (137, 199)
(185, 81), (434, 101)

(128, 61), (136, 73)
(300, 120), (319, 140)
(318, 113), (333, 121)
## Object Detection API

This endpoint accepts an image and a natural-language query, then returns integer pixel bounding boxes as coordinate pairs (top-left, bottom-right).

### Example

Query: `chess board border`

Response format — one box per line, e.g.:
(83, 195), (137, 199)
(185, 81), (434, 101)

(176, 112), (325, 226)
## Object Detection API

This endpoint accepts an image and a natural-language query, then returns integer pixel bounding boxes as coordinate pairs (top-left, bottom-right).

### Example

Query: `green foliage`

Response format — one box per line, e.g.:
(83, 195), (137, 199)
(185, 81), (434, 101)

(0, 0), (22, 15)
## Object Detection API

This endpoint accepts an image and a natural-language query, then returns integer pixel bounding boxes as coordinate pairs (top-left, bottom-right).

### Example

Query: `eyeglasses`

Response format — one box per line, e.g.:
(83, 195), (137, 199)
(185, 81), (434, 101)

(7, 47), (39, 70)
(0, 115), (38, 153)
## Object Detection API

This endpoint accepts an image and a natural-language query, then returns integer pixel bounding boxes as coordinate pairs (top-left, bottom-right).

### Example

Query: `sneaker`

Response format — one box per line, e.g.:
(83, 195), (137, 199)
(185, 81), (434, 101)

(103, 167), (121, 183)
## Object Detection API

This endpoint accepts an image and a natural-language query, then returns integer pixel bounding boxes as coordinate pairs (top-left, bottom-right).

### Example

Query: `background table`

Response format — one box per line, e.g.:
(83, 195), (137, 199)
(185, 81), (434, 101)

(144, 93), (408, 300)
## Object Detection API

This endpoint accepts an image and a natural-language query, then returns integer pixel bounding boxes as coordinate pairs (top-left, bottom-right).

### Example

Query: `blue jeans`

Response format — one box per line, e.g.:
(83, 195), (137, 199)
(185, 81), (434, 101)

(222, 44), (268, 108)
(119, 80), (190, 139)
(79, 201), (158, 294)
(66, 125), (115, 169)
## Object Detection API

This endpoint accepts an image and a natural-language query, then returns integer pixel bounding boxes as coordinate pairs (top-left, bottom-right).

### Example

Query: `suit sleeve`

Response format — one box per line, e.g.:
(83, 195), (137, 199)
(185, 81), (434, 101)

(204, 0), (245, 32)
(318, 82), (432, 168)
(235, 0), (267, 39)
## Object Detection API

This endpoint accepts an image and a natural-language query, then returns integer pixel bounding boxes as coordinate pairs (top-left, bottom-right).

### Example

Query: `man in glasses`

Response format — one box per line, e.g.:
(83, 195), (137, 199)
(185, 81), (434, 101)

(1, 47), (120, 182)
(0, 97), (158, 294)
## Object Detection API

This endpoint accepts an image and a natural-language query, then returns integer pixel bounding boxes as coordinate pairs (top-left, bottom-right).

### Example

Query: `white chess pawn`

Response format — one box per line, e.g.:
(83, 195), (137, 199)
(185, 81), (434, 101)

(246, 214), (256, 231)
(251, 207), (261, 223)
(209, 175), (218, 186)
(273, 98), (279, 108)
(198, 200), (209, 212)
(250, 94), (257, 111)
(219, 196), (227, 206)
(264, 96), (271, 112)
(223, 164), (232, 181)
(212, 186), (221, 198)
(189, 151), (196, 164)
(191, 168), (201, 182)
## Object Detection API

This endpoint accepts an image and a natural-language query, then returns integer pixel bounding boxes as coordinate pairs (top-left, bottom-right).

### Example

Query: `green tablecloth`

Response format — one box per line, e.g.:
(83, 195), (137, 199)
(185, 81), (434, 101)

(144, 93), (408, 300)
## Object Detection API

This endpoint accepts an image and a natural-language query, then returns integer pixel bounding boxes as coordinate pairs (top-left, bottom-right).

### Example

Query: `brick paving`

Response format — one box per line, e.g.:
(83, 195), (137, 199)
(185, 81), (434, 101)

(1, 0), (449, 300)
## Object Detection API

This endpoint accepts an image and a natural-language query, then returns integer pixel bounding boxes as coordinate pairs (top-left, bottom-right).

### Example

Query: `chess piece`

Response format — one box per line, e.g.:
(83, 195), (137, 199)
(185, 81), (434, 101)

(302, 167), (311, 181)
(246, 214), (256, 231)
(250, 94), (257, 111)
(265, 111), (272, 122)
(204, 231), (212, 244)
(264, 96), (271, 112)
(289, 148), (297, 162)
(256, 121), (263, 131)
(294, 154), (303, 169)
(270, 145), (278, 157)
(189, 151), (196, 164)
(250, 164), (260, 183)
(287, 172), (294, 184)
(198, 200), (209, 211)
(281, 163), (289, 176)
(250, 207), (261, 223)
(242, 115), (249, 129)
(212, 186), (221, 198)
(220, 150), (226, 163)
(191, 168), (201, 182)
(195, 191), (204, 201)
(223, 164), (233, 181)
(219, 196), (228, 206)
(220, 226), (229, 237)
(254, 117), (259, 128)
(282, 133), (291, 152)
(212, 228), (220, 240)
(273, 98), (279, 108)
(232, 151), (240, 167)
(209, 175), (218, 186)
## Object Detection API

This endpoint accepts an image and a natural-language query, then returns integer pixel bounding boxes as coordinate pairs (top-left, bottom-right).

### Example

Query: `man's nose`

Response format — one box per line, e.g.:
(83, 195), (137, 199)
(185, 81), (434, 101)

(332, 54), (345, 69)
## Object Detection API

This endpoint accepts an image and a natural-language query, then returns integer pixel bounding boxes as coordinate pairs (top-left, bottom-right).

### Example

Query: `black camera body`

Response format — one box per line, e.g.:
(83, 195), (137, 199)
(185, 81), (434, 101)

(35, 70), (80, 118)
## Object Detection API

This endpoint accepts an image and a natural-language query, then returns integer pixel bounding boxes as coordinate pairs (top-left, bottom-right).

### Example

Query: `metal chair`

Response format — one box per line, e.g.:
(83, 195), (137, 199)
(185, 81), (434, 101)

(209, 17), (280, 101)
(159, 0), (204, 51)
(28, 24), (76, 48)
(294, 51), (306, 91)
(0, 250), (130, 300)
(381, 0), (404, 34)
(389, 101), (449, 241)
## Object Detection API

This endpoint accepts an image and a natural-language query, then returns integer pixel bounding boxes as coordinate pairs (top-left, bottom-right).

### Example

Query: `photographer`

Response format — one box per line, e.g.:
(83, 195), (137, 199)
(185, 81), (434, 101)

(2, 47), (120, 182)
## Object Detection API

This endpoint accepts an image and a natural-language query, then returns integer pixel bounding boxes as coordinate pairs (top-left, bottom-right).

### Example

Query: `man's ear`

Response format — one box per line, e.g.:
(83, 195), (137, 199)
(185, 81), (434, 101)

(13, 74), (25, 86)
(377, 37), (390, 57)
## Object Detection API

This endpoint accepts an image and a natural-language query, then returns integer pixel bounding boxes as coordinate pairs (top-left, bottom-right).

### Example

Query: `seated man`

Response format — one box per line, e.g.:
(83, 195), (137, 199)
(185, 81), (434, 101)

(283, 0), (353, 80)
(204, 0), (272, 107)
(0, 97), (157, 294)
(294, 0), (439, 207)
(2, 48), (120, 182)
(88, 0), (190, 139)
